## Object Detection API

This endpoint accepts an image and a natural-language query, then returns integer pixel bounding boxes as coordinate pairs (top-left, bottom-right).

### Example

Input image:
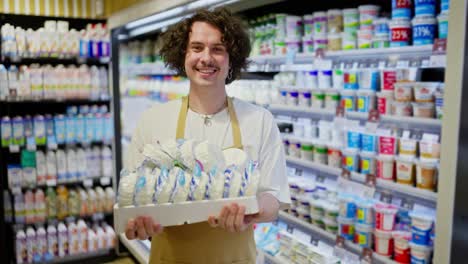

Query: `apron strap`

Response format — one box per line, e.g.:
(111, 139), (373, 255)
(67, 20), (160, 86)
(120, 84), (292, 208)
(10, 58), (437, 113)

(176, 96), (243, 149)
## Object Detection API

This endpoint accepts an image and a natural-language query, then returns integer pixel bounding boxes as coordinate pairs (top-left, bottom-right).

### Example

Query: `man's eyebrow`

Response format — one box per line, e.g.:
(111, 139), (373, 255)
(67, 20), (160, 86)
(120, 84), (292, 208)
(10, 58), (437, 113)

(189, 41), (225, 46)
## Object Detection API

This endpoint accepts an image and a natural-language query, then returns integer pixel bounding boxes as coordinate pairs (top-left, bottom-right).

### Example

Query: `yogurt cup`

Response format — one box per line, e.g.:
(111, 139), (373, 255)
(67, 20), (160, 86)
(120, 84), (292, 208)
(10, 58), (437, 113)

(318, 69), (333, 89)
(327, 33), (342, 51)
(302, 37), (314, 54)
(379, 135), (397, 156)
(323, 202), (340, 221)
(311, 89), (325, 108)
(324, 218), (339, 234)
(372, 33), (390, 48)
(302, 15), (314, 37)
(314, 34), (328, 51)
(342, 32), (357, 50)
(279, 88), (288, 105)
(389, 18), (411, 47)
(358, 5), (380, 30)
(374, 18), (390, 35)
(337, 216), (355, 241)
(356, 199), (375, 225)
(344, 70), (359, 90)
(412, 15), (437, 45)
(342, 148), (360, 172)
(324, 89), (340, 109)
(357, 29), (373, 49)
(395, 156), (415, 185)
(374, 229), (394, 257)
(360, 151), (377, 175)
(441, 0), (450, 12)
(300, 139), (314, 161)
(375, 203), (398, 231)
(310, 198), (325, 216)
(296, 207), (310, 219)
(359, 68), (380, 90)
(361, 132), (378, 153)
(306, 70), (319, 89)
(393, 231), (412, 264)
(287, 88), (299, 106)
(409, 242), (433, 264)
(285, 36), (302, 54)
(377, 91), (394, 115)
(419, 141), (441, 160)
(332, 69), (344, 89)
(297, 195), (312, 212)
(298, 88), (312, 107)
(311, 212), (325, 228)
(327, 143), (342, 168)
(415, 159), (438, 191)
(412, 103), (435, 118)
(392, 101), (413, 117)
(313, 11), (328, 35)
(392, 0), (412, 19)
(274, 38), (287, 55)
(343, 8), (359, 33)
(286, 15), (302, 38)
(435, 90), (444, 119)
(357, 90), (376, 113)
(313, 142), (328, 165)
(414, 0), (436, 16)
(338, 194), (357, 218)
(399, 137), (418, 158)
(327, 9), (343, 34)
(354, 223), (374, 248)
(288, 138), (301, 158)
(380, 69), (398, 91)
(376, 154), (395, 181)
(340, 90), (356, 111)
(409, 211), (434, 245)
(346, 128), (362, 150)
(413, 82), (438, 102)
(394, 82), (414, 102)
(438, 12), (449, 39)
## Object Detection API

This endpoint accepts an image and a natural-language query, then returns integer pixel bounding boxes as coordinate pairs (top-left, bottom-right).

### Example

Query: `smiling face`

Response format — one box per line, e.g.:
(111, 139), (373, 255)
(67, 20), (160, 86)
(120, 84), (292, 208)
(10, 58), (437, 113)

(185, 21), (230, 90)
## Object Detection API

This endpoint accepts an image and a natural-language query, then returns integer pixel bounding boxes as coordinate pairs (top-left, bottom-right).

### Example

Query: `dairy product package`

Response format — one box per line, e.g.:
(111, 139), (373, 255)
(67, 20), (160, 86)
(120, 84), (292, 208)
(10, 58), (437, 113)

(34, 189), (46, 223)
(194, 141), (226, 173)
(157, 167), (179, 203)
(57, 222), (68, 257)
(244, 161), (261, 196)
(188, 163), (209, 201)
(142, 143), (174, 169)
(68, 222), (79, 255)
(118, 170), (137, 207)
(26, 227), (36, 263)
(133, 167), (157, 206)
(16, 229), (27, 264)
(36, 227), (47, 262)
(15, 193), (25, 224)
(222, 165), (243, 198)
(169, 168), (190, 203)
(77, 220), (88, 253)
(46, 225), (58, 260)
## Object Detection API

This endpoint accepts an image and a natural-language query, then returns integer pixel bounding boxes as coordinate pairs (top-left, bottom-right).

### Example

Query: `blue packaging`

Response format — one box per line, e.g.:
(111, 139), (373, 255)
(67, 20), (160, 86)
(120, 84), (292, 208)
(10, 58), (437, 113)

(346, 130), (362, 149)
(361, 133), (378, 152)
(65, 115), (76, 144)
(412, 16), (437, 45)
(54, 115), (66, 144)
(357, 91), (375, 113)
(1, 116), (12, 147)
(75, 114), (85, 143)
(44, 115), (54, 137)
(79, 38), (88, 58)
(392, 0), (412, 19)
(415, 0), (436, 16)
(104, 113), (114, 142)
(85, 113), (95, 143)
(358, 69), (380, 91)
(344, 71), (359, 90)
(338, 194), (357, 218)
(409, 212), (434, 245)
(94, 113), (104, 142)
(441, 0), (450, 12)
(374, 18), (390, 35)
(437, 13), (449, 39)
(343, 148), (360, 172)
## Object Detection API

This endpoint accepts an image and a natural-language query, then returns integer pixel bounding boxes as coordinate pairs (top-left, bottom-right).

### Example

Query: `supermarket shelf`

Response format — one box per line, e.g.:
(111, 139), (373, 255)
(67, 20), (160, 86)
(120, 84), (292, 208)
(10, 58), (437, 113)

(120, 63), (178, 75)
(286, 156), (438, 205)
(278, 212), (396, 264)
(12, 212), (114, 231)
(2, 56), (110, 66)
(269, 104), (335, 117)
(258, 250), (288, 264)
(249, 45), (434, 65)
(45, 249), (114, 264)
(119, 234), (150, 264)
(14, 176), (113, 192)
(0, 98), (111, 104)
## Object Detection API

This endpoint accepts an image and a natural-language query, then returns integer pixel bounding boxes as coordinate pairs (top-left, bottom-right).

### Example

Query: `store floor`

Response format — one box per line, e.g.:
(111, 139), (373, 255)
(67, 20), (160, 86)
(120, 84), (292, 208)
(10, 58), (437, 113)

(105, 257), (137, 264)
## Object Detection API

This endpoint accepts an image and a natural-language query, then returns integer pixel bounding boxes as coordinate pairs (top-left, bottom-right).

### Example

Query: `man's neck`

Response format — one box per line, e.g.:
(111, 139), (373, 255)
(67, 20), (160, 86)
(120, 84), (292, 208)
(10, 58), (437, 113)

(188, 85), (228, 115)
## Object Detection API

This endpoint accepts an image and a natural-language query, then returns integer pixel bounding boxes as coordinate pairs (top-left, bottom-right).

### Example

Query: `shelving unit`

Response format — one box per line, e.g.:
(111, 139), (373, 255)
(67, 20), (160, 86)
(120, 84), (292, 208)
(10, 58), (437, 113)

(119, 234), (150, 264)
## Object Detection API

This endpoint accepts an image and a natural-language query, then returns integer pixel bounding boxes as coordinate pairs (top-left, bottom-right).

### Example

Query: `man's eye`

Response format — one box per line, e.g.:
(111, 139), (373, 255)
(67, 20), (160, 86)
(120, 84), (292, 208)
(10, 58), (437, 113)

(192, 46), (202, 51)
(213, 47), (225, 52)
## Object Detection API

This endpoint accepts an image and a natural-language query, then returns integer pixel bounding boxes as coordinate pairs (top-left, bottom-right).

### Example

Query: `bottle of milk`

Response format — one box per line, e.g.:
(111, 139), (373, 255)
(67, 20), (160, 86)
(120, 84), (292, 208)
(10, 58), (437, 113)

(46, 150), (57, 183)
(56, 149), (67, 183)
(36, 150), (47, 186)
(15, 229), (27, 264)
(76, 148), (87, 180)
(14, 193), (25, 224)
(101, 146), (113, 178)
(77, 220), (88, 253)
(66, 148), (77, 182)
(34, 189), (46, 223)
(24, 190), (35, 224)
(36, 227), (47, 262)
(46, 224), (58, 260)
(68, 221), (79, 255)
(87, 229), (98, 253)
(26, 227), (36, 263)
(57, 222), (68, 257)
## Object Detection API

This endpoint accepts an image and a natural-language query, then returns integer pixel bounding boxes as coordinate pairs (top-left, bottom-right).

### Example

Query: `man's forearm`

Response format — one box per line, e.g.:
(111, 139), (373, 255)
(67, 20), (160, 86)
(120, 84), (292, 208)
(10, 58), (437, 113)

(254, 192), (281, 223)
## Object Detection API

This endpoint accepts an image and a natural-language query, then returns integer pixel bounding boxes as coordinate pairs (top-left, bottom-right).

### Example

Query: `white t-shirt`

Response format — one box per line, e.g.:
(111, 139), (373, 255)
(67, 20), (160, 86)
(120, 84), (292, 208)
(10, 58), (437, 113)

(126, 98), (291, 208)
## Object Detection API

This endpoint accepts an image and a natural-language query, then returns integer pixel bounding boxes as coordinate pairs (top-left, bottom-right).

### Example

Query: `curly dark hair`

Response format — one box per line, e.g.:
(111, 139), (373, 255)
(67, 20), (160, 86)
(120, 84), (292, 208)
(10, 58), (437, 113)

(159, 8), (251, 84)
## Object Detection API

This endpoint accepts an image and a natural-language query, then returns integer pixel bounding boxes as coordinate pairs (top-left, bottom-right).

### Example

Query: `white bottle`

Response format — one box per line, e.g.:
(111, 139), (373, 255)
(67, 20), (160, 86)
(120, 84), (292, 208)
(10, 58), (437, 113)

(26, 227), (36, 264)
(76, 148), (87, 179)
(57, 222), (68, 257)
(95, 226), (106, 249)
(90, 66), (100, 100)
(92, 146), (102, 177)
(87, 229), (97, 253)
(46, 224), (58, 260)
(34, 189), (46, 223)
(68, 222), (79, 255)
(56, 149), (67, 183)
(104, 187), (115, 213)
(16, 229), (27, 264)
(101, 146), (113, 178)
(85, 148), (94, 178)
(46, 150), (57, 183)
(66, 148), (78, 182)
(14, 193), (25, 224)
(104, 225), (116, 249)
(24, 190), (35, 224)
(77, 220), (88, 253)
(35, 150), (47, 186)
(36, 227), (47, 262)
(95, 187), (105, 213)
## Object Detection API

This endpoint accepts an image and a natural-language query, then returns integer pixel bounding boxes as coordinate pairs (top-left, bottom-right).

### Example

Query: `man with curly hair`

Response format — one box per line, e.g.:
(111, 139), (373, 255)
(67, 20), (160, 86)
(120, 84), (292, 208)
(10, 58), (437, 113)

(125, 8), (290, 263)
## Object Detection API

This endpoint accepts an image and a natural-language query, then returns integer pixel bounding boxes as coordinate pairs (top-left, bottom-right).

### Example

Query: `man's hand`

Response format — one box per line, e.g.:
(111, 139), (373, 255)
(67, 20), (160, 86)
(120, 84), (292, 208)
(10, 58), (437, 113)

(125, 216), (164, 240)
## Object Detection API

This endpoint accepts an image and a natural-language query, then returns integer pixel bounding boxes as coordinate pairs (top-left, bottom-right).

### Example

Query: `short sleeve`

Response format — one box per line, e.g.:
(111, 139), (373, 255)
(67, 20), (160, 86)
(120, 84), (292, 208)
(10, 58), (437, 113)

(257, 111), (291, 210)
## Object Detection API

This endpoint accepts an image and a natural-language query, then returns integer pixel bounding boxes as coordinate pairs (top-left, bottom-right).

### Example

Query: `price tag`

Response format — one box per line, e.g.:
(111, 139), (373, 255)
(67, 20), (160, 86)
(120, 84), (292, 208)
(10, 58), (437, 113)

(380, 191), (393, 204)
(47, 136), (57, 150)
(401, 198), (415, 210)
(295, 169), (303, 177)
(315, 48), (326, 59)
(92, 213), (104, 221)
(83, 179), (94, 188)
(365, 174), (376, 188)
(432, 39), (447, 55)
(26, 137), (36, 151)
(341, 169), (351, 180)
(429, 54), (446, 67)
(361, 248), (373, 264)
(378, 60), (387, 69)
(335, 235), (345, 248)
(46, 179), (57, 187)
(286, 225), (294, 234)
(368, 109), (380, 123)
(316, 175), (326, 183)
(310, 237), (319, 246)
(100, 177), (111, 186)
(397, 60), (410, 68)
(392, 197), (403, 207)
(9, 145), (20, 153)
(336, 106), (345, 118)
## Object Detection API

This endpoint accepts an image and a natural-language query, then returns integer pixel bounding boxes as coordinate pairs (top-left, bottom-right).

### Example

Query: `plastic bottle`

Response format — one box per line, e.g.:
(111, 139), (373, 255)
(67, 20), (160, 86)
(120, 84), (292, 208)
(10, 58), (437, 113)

(76, 148), (87, 180)
(36, 227), (47, 262)
(79, 29), (88, 58)
(104, 224), (116, 249)
(95, 225), (106, 249)
(26, 227), (36, 263)
(92, 146), (102, 178)
(95, 187), (105, 213)
(36, 150), (47, 185)
(68, 221), (79, 255)
(77, 220), (88, 253)
(65, 114), (76, 145)
(56, 186), (69, 220)
(14, 192), (25, 224)
(75, 114), (85, 144)
(90, 66), (100, 100)
(8, 66), (19, 97)
(68, 189), (80, 216)
(105, 187), (115, 213)
(34, 189), (46, 223)
(0, 65), (9, 98)
(54, 114), (66, 144)
(66, 148), (77, 182)
(1, 116), (12, 147)
(24, 190), (35, 224)
(79, 188), (89, 217)
(16, 229), (27, 264)
(57, 222), (68, 257)
(101, 146), (113, 178)
(46, 224), (58, 260)
(12, 116), (25, 146)
(87, 229), (98, 253)
(46, 187), (57, 219)
(103, 113), (113, 143)
(87, 189), (97, 215)
(85, 148), (94, 178)
(99, 67), (109, 99)
(46, 150), (57, 183)
(56, 149), (67, 183)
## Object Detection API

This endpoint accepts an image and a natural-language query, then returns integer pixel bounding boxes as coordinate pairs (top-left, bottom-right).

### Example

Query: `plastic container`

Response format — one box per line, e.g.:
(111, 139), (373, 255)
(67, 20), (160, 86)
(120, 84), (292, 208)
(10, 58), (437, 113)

(413, 82), (438, 102)
(303, 15), (314, 37)
(327, 33), (342, 51)
(359, 69), (380, 91)
(343, 148), (360, 172)
(357, 90), (376, 113)
(324, 202), (339, 221)
(374, 229), (394, 257)
(300, 139), (314, 161)
(298, 89), (312, 107)
(396, 156), (415, 185)
(324, 218), (338, 234)
(414, 0), (436, 16)
(357, 29), (373, 49)
(343, 9), (359, 34)
(393, 231), (411, 264)
(376, 155), (395, 181)
(374, 18), (390, 34)
(327, 143), (342, 168)
(319, 70), (333, 89)
(361, 132), (378, 153)
(360, 151), (377, 175)
(313, 142), (328, 165)
(394, 82), (413, 102)
(289, 138), (301, 158)
(412, 15), (437, 45)
(409, 242), (433, 264)
(419, 141), (441, 160)
(358, 5), (380, 30)
(324, 89), (340, 109)
(374, 203), (398, 231)
(392, 102), (413, 117)
(286, 15), (302, 38)
(285, 37), (302, 54)
(392, 0), (412, 19)
(346, 129), (362, 150)
(399, 138), (418, 158)
(344, 70), (359, 90)
(332, 69), (344, 89)
(389, 18), (411, 47)
(311, 212), (325, 229)
(354, 223), (374, 248)
(438, 12), (449, 39)
(415, 159), (438, 191)
(311, 89), (325, 108)
(379, 134), (397, 155)
(313, 12), (328, 35)
(287, 89), (299, 106)
(302, 37), (314, 54)
(305, 70), (318, 89)
(341, 90), (356, 111)
(338, 194), (357, 218)
(342, 32), (357, 50)
(377, 91), (394, 115)
(380, 69), (398, 91)
(409, 211), (434, 245)
(435, 90), (444, 119)
(327, 9), (343, 33)
(310, 199), (325, 216)
(413, 103), (435, 118)
(337, 216), (355, 241)
(274, 38), (287, 55)
(356, 199), (375, 225)
(372, 34), (390, 48)
(314, 34), (328, 51)
(441, 0), (450, 12)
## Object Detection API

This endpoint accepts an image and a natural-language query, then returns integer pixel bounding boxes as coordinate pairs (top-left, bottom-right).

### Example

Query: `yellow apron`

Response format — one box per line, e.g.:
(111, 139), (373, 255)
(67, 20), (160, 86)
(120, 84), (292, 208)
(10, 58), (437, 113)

(148, 96), (256, 264)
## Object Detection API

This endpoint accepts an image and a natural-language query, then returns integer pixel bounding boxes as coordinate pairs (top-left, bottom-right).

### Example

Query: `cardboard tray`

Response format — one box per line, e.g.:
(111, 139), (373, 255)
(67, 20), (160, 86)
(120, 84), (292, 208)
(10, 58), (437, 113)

(114, 196), (259, 234)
